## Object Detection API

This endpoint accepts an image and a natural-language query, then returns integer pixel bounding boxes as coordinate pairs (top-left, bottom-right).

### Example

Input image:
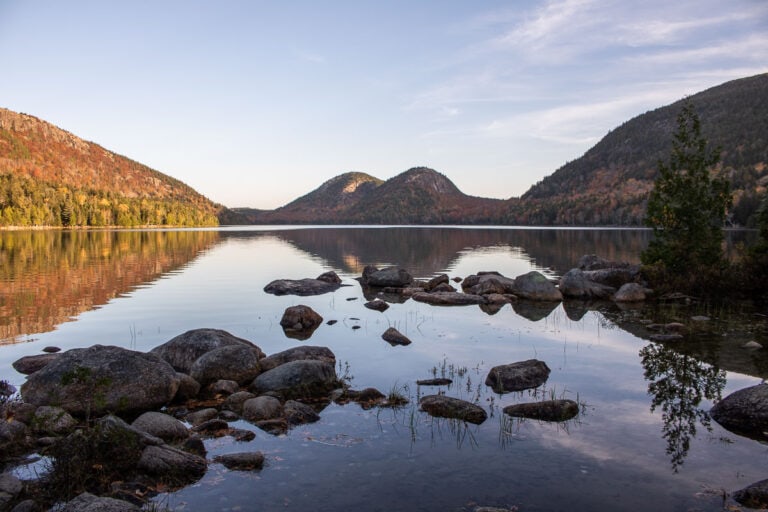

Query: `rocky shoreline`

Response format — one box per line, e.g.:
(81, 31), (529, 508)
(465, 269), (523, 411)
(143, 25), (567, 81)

(1, 256), (766, 510)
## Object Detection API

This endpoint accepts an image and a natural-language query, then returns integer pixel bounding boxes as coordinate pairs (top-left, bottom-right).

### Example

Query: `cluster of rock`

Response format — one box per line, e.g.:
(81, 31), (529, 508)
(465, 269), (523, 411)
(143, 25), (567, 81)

(0, 329), (406, 511)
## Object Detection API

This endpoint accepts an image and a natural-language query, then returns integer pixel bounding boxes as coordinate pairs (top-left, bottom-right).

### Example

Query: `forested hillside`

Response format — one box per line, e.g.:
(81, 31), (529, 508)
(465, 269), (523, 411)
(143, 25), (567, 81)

(0, 109), (221, 227)
(504, 73), (768, 226)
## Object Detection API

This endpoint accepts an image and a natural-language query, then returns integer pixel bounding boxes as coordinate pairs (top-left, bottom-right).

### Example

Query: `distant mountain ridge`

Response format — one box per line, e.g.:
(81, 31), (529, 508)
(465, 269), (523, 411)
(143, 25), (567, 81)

(233, 167), (503, 224)
(234, 73), (768, 226)
(0, 108), (223, 227)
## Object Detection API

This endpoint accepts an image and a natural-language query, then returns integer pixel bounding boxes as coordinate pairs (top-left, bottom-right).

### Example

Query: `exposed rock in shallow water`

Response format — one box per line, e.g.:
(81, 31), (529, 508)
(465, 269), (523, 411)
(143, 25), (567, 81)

(416, 378), (452, 386)
(150, 328), (265, 374)
(263, 271), (343, 296)
(364, 299), (390, 312)
(214, 451), (265, 471)
(424, 273), (449, 291)
(137, 444), (207, 481)
(61, 492), (140, 512)
(190, 344), (263, 386)
(280, 305), (324, 340)
(613, 283), (649, 302)
(284, 400), (321, 425)
(710, 383), (768, 441)
(131, 412), (189, 443)
(503, 399), (579, 422)
(381, 327), (412, 346)
(412, 291), (486, 306)
(185, 408), (218, 427)
(733, 478), (768, 509)
(462, 272), (516, 296)
(485, 360), (550, 394)
(513, 271), (562, 301)
(21, 345), (180, 418)
(250, 360), (338, 399)
(242, 396), (283, 423)
(258, 346), (336, 372)
(361, 266), (413, 287)
(559, 268), (615, 299)
(419, 395), (487, 424)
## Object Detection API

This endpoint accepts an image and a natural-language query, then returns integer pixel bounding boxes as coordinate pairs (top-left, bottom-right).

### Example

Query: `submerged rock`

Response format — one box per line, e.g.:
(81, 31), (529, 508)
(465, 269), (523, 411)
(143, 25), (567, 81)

(419, 395), (487, 424)
(485, 360), (551, 394)
(503, 399), (579, 422)
(284, 400), (321, 425)
(710, 383), (768, 441)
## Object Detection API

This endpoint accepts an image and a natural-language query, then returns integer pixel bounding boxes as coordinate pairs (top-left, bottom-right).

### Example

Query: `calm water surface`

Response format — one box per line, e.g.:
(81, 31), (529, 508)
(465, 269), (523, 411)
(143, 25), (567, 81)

(1, 227), (766, 512)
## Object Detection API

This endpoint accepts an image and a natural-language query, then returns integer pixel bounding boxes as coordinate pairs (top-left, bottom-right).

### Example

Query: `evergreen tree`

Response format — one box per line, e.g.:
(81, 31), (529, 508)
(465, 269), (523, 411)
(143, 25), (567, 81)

(641, 101), (732, 274)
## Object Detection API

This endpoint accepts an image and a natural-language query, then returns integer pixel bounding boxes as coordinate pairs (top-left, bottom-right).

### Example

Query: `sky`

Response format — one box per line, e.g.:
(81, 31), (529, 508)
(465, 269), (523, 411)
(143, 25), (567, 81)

(0, 1), (766, 209)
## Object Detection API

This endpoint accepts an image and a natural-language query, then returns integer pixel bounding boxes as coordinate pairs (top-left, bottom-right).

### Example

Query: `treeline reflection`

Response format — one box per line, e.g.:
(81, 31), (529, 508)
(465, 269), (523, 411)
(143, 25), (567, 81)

(0, 230), (219, 344)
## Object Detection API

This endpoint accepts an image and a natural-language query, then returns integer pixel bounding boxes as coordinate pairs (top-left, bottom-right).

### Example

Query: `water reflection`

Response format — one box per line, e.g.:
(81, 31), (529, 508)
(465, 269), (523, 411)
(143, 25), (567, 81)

(258, 227), (651, 277)
(0, 230), (219, 344)
(639, 342), (726, 471)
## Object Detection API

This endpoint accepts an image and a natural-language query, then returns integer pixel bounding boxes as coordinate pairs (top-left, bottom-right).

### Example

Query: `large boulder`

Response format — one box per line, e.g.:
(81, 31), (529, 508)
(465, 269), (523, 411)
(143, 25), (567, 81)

(280, 305), (323, 340)
(362, 266), (413, 287)
(485, 360), (551, 394)
(419, 395), (487, 424)
(558, 268), (615, 299)
(20, 345), (180, 418)
(258, 346), (336, 372)
(150, 328), (265, 374)
(513, 271), (562, 301)
(710, 383), (768, 440)
(189, 344), (263, 386)
(503, 399), (579, 422)
(250, 360), (338, 399)
(264, 271), (343, 296)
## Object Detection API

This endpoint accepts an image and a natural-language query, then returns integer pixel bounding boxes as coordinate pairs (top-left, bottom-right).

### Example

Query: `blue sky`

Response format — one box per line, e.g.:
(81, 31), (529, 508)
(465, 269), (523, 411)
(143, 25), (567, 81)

(1, 1), (766, 209)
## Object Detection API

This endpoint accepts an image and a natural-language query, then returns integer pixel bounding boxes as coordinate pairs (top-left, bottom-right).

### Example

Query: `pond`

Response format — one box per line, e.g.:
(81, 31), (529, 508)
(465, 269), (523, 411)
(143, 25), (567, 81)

(1, 226), (766, 511)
